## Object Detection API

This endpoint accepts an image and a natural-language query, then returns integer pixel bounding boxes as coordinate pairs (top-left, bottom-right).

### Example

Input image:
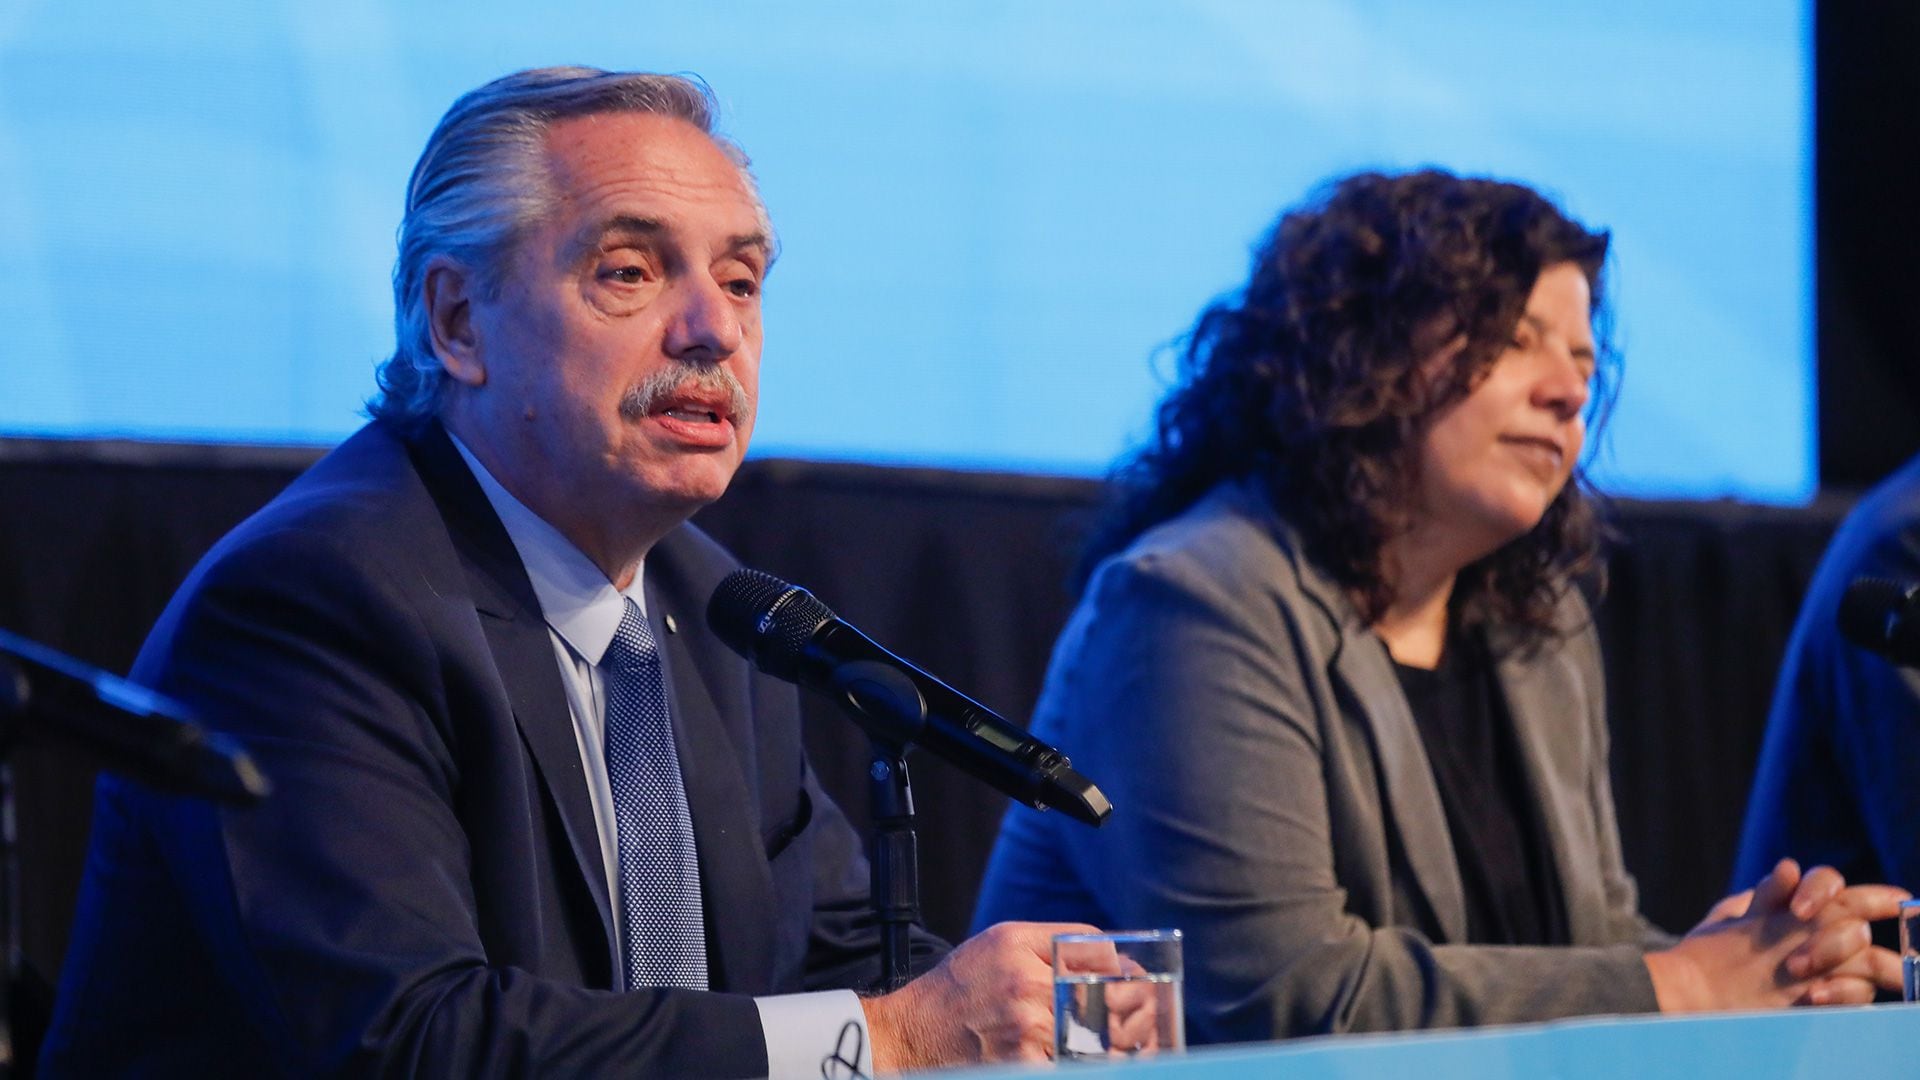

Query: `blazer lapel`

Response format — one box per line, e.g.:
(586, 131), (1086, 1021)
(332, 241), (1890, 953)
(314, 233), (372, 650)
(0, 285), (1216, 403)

(1327, 630), (1470, 943)
(646, 569), (777, 994)
(1492, 631), (1604, 944)
(408, 424), (617, 967)
(1252, 484), (1470, 943)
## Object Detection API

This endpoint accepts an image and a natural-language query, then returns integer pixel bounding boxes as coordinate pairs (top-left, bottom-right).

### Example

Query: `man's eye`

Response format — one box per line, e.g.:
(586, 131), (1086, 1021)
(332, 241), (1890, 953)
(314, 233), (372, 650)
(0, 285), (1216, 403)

(726, 277), (760, 299)
(603, 265), (649, 284)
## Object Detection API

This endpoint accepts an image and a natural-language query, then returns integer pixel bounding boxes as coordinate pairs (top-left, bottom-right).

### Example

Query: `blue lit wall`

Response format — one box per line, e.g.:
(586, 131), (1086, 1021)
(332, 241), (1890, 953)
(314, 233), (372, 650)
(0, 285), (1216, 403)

(0, 1), (1810, 501)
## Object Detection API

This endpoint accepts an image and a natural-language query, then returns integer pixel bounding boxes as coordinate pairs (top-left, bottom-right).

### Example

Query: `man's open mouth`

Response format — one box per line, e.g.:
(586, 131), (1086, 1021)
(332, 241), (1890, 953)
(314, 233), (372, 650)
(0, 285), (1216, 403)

(661, 406), (724, 424)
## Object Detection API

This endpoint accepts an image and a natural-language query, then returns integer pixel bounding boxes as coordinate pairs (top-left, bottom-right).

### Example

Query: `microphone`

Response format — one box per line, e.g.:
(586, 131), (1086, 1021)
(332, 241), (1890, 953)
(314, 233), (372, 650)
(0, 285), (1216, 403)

(1837, 577), (1920, 668)
(0, 628), (271, 805)
(708, 569), (1112, 827)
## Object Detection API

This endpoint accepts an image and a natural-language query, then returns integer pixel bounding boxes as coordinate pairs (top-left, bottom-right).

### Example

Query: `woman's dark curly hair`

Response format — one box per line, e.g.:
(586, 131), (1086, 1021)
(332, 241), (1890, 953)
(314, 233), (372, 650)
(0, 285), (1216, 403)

(1079, 168), (1617, 639)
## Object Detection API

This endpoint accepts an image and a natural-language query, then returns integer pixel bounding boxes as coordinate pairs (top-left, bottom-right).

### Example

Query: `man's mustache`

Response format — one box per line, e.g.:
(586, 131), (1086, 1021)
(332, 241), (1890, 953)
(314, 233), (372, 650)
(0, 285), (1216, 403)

(618, 361), (753, 426)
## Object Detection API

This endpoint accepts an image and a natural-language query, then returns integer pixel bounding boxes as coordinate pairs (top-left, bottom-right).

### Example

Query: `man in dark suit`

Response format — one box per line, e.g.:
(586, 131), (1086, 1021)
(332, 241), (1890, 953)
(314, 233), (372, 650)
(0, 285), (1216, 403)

(1737, 451), (1920, 900)
(44, 67), (1080, 1077)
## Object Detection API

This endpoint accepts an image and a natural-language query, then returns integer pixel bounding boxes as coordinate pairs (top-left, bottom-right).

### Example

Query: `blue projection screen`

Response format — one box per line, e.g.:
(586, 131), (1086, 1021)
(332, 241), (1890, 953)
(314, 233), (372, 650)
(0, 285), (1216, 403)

(0, 1), (1810, 501)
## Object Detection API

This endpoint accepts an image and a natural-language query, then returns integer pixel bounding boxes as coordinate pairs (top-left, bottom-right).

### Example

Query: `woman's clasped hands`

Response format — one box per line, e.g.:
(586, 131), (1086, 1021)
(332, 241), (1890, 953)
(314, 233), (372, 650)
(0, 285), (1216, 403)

(1644, 858), (1907, 1012)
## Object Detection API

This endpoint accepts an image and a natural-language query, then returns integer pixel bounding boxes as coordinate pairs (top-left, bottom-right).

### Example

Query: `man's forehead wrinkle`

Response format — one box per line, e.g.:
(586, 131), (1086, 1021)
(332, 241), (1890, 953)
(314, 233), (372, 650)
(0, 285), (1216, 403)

(587, 213), (664, 243)
(545, 117), (757, 188)
(561, 165), (763, 227)
(532, 113), (775, 268)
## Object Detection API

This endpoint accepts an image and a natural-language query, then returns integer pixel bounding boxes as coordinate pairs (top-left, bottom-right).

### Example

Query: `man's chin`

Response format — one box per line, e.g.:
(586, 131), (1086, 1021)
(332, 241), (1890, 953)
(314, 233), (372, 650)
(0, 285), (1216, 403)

(629, 457), (743, 511)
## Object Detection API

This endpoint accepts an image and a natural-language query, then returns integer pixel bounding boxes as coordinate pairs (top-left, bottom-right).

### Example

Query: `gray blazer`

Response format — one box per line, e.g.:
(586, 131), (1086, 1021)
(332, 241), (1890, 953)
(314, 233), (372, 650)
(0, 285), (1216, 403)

(973, 479), (1669, 1043)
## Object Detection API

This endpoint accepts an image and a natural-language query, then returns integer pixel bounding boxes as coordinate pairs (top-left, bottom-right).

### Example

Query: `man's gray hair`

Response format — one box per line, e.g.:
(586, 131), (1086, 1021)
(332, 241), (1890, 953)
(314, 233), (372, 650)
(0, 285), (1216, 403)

(368, 67), (759, 427)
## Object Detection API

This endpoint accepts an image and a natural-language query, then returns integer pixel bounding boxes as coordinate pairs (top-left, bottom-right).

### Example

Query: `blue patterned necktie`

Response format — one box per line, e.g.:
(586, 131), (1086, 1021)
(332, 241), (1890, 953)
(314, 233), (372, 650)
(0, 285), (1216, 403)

(601, 597), (709, 990)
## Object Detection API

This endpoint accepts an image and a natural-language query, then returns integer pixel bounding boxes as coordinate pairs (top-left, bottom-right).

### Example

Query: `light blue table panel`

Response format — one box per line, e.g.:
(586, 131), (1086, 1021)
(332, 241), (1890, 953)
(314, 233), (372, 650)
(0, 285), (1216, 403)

(954, 1004), (1918, 1079)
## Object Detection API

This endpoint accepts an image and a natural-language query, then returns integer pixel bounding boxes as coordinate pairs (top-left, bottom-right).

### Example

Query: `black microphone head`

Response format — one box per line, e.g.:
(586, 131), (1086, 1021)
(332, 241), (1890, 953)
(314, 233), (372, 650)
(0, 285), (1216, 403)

(1039, 761), (1114, 827)
(708, 568), (837, 681)
(1838, 577), (1920, 661)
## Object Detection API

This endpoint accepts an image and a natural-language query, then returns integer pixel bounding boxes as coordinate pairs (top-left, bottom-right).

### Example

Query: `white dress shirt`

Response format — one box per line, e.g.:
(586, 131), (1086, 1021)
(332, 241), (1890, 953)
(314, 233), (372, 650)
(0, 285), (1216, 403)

(450, 435), (870, 1080)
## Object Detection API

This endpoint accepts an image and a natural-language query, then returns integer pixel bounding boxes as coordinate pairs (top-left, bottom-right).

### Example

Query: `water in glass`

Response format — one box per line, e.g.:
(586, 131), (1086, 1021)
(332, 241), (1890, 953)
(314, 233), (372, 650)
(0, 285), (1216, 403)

(1054, 971), (1183, 1060)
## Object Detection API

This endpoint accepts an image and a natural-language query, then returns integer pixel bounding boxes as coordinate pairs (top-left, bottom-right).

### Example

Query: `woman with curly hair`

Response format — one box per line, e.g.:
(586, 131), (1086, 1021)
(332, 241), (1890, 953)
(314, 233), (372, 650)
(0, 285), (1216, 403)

(972, 169), (1903, 1043)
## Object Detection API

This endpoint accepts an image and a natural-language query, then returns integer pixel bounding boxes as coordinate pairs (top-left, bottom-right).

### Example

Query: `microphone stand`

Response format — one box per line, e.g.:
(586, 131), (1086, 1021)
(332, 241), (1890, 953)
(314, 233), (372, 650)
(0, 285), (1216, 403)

(831, 663), (928, 993)
(0, 632), (270, 1076)
(867, 741), (918, 993)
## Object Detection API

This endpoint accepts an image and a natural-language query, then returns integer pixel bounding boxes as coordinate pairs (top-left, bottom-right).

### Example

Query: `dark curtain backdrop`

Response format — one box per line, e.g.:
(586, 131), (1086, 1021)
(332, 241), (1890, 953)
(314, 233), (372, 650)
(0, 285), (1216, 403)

(1817, 1), (1920, 486)
(0, 441), (1854, 989)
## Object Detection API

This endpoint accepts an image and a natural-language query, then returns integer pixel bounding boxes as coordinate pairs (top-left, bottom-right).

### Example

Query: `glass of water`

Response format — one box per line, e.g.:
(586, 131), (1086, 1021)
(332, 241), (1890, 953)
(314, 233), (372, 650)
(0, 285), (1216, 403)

(1052, 929), (1185, 1061)
(1901, 899), (1920, 1002)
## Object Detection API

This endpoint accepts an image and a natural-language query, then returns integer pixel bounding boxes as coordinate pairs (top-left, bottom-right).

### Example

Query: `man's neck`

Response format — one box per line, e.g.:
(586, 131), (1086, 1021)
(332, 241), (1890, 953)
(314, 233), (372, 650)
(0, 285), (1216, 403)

(441, 418), (660, 589)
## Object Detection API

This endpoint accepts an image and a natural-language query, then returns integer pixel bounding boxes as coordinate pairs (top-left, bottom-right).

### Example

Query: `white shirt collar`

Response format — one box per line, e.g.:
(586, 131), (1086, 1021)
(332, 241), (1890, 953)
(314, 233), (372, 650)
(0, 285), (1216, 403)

(448, 432), (643, 666)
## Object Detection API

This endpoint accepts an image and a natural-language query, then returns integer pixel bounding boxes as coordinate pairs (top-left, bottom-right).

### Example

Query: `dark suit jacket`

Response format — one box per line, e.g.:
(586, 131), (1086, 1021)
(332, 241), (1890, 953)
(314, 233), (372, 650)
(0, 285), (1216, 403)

(44, 421), (942, 1077)
(1736, 450), (1920, 892)
(974, 479), (1666, 1043)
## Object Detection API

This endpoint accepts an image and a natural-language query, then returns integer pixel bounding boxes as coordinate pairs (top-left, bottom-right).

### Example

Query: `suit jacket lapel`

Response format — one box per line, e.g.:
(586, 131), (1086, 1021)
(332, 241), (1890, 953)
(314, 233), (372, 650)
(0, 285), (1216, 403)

(1492, 630), (1604, 943)
(1254, 488), (1470, 944)
(646, 562), (777, 994)
(407, 423), (617, 969)
(1326, 631), (1470, 943)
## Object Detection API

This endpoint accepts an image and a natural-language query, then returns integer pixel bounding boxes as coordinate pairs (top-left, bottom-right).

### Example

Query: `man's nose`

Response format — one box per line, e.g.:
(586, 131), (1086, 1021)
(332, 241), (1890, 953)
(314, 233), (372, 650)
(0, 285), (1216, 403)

(663, 276), (743, 363)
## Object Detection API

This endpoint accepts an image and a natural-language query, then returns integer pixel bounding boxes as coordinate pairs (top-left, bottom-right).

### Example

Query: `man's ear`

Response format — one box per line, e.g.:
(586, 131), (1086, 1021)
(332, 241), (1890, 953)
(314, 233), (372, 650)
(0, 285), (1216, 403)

(425, 256), (485, 388)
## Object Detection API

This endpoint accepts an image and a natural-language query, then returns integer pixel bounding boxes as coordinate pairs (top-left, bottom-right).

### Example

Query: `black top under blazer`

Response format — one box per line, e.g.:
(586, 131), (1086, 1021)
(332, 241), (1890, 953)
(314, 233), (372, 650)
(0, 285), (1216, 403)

(974, 478), (1668, 1043)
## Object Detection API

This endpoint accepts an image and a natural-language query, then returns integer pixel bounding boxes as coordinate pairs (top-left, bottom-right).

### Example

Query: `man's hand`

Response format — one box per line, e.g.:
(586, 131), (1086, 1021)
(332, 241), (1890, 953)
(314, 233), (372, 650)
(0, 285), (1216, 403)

(1645, 859), (1908, 1012)
(860, 921), (1096, 1073)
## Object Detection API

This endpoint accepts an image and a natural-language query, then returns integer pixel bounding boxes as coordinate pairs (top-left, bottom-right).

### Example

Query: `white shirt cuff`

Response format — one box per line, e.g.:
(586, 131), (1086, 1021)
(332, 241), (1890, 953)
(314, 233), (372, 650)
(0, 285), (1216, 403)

(754, 990), (870, 1079)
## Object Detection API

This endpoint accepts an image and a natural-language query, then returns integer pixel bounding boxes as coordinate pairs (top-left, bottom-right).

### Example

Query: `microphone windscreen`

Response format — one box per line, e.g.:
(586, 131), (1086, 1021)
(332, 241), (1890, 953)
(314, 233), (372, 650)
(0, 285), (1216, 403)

(1837, 577), (1915, 655)
(708, 568), (836, 679)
